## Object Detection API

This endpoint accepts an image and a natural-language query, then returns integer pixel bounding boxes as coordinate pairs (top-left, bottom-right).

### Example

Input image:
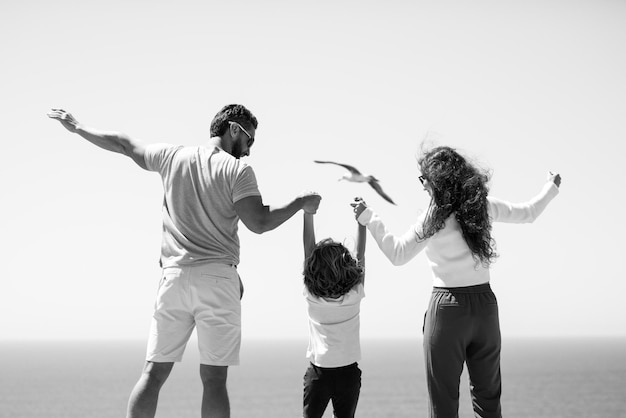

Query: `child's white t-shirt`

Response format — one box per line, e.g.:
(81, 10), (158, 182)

(304, 283), (365, 368)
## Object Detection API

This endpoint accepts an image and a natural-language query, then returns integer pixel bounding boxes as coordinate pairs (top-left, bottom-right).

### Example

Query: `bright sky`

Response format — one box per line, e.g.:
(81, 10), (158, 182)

(2, 0), (625, 342)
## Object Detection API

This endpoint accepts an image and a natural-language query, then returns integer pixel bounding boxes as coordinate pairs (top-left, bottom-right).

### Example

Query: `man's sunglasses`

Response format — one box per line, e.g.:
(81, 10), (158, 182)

(229, 121), (255, 147)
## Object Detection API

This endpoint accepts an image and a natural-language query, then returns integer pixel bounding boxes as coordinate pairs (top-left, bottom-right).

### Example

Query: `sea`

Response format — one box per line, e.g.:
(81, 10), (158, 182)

(1, 338), (625, 418)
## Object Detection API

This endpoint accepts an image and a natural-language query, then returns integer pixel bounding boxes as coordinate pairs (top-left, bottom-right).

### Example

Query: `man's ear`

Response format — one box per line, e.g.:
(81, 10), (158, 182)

(227, 122), (238, 138)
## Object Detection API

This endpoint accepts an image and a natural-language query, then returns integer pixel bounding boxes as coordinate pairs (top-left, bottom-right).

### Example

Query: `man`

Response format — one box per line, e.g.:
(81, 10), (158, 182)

(48, 104), (321, 418)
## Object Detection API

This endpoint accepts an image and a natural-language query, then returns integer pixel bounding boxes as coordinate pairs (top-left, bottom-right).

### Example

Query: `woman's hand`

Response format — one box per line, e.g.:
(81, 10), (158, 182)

(548, 171), (562, 188)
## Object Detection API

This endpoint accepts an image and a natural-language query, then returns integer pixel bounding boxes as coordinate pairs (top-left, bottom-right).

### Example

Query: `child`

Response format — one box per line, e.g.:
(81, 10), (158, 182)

(301, 199), (367, 418)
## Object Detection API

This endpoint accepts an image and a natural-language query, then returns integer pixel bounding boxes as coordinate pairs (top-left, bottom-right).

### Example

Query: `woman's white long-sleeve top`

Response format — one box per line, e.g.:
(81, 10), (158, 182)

(357, 182), (560, 288)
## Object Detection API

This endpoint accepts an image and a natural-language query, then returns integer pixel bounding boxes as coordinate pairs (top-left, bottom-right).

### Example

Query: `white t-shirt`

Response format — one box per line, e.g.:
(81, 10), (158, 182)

(304, 283), (365, 367)
(144, 144), (261, 267)
(358, 182), (560, 288)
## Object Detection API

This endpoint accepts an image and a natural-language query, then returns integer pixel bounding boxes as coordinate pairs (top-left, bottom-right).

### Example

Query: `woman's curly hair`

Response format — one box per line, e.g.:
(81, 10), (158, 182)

(303, 239), (364, 298)
(418, 146), (498, 267)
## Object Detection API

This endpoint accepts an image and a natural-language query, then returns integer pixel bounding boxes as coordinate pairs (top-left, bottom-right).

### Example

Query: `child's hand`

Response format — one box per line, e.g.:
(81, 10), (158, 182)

(350, 197), (368, 219)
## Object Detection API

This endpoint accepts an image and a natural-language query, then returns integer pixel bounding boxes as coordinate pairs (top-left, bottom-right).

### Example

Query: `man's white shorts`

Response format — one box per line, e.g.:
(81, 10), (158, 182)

(146, 263), (241, 366)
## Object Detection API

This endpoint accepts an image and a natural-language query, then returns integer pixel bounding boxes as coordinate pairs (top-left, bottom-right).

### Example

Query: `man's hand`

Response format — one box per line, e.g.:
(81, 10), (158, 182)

(47, 108), (79, 133)
(350, 197), (368, 219)
(299, 191), (322, 214)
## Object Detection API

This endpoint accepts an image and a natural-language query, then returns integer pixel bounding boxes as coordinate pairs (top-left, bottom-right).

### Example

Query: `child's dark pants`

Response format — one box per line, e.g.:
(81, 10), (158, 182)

(303, 362), (361, 418)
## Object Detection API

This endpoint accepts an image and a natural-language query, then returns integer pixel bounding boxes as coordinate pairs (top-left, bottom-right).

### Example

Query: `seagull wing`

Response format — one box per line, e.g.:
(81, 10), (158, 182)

(368, 179), (396, 205)
(313, 160), (362, 175)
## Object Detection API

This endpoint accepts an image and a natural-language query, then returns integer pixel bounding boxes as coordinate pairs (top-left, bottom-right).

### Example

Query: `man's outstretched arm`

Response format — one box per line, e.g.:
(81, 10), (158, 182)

(47, 108), (148, 170)
(234, 193), (321, 235)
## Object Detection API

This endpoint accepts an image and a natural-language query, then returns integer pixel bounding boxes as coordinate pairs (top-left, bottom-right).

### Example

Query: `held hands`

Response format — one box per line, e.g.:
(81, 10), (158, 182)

(47, 108), (79, 133)
(299, 191), (322, 214)
(548, 171), (562, 188)
(350, 197), (368, 220)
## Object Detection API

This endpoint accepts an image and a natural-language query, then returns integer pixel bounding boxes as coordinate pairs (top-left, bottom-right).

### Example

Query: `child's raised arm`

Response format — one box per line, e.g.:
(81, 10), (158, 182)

(353, 197), (367, 285)
(356, 222), (366, 268)
(303, 212), (316, 260)
(356, 221), (366, 285)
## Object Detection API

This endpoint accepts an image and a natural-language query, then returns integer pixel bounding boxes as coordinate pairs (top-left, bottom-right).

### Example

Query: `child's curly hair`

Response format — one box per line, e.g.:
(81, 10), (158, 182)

(303, 238), (364, 298)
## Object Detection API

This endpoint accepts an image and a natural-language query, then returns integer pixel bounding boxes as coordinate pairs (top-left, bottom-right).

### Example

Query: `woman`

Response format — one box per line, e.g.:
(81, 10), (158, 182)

(351, 146), (561, 417)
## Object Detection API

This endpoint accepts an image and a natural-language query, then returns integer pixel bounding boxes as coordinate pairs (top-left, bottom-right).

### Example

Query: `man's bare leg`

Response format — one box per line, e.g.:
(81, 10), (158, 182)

(127, 361), (174, 418)
(200, 365), (230, 418)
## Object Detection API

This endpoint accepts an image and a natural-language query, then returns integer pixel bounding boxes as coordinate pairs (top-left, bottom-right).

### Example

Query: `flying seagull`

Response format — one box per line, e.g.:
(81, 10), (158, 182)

(314, 160), (396, 205)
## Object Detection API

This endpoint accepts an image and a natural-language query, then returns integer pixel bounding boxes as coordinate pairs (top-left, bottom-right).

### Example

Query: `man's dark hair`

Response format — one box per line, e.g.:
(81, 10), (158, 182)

(210, 104), (258, 137)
